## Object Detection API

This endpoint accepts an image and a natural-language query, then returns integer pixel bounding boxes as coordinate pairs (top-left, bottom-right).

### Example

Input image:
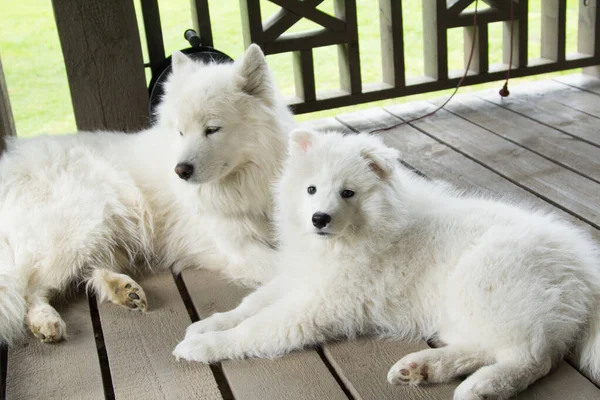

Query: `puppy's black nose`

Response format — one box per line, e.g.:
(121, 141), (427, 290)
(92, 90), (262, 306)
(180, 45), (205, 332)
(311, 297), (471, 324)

(312, 212), (331, 229)
(175, 163), (194, 180)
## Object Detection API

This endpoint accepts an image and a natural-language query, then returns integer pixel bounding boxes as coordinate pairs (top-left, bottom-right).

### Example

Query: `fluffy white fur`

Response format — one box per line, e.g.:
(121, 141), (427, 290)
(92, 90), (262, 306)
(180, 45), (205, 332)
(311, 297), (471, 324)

(174, 130), (600, 400)
(0, 44), (295, 344)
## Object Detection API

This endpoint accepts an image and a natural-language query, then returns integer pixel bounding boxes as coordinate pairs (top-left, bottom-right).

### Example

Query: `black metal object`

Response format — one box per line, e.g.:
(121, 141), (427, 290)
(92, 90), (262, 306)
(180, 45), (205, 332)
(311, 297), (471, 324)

(147, 29), (233, 119)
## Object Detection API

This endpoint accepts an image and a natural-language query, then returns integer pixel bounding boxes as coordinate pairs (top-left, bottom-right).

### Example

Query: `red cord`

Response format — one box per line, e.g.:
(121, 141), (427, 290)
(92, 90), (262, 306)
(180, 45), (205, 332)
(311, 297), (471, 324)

(369, 0), (515, 134)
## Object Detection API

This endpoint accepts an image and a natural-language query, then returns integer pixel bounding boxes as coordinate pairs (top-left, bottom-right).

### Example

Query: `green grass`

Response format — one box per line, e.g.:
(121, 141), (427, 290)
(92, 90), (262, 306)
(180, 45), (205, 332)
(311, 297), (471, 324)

(0, 0), (583, 137)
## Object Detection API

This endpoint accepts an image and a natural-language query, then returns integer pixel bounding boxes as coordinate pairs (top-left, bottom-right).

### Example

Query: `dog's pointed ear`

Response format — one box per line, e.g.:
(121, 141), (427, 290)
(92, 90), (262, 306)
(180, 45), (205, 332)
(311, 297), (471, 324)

(237, 44), (272, 102)
(290, 129), (317, 155)
(171, 51), (193, 74)
(361, 143), (399, 180)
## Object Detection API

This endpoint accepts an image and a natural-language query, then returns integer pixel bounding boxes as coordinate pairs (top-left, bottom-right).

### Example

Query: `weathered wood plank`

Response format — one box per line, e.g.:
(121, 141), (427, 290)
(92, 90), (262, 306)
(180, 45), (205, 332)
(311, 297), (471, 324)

(547, 77), (600, 117)
(325, 339), (455, 400)
(384, 102), (600, 229)
(98, 273), (222, 400)
(51, 0), (149, 132)
(437, 94), (600, 183)
(181, 269), (348, 400)
(0, 55), (15, 149)
(554, 74), (600, 96)
(6, 294), (104, 400)
(478, 80), (600, 147)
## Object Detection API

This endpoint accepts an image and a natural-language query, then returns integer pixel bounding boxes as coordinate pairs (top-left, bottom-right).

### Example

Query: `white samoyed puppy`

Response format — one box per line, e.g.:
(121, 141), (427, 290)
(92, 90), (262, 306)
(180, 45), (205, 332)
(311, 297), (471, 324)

(0, 44), (295, 344)
(174, 129), (600, 400)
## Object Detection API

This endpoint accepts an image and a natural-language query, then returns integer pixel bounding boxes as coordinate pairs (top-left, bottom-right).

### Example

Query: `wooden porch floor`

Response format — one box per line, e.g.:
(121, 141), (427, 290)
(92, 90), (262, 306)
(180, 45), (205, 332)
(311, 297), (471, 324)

(4, 74), (600, 400)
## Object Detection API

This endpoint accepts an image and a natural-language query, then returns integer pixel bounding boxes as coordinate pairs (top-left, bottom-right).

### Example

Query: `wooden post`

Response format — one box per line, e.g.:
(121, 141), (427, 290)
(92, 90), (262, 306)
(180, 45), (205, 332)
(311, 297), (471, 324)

(335, 0), (361, 94)
(580, 0), (600, 77)
(423, 0), (448, 81)
(0, 55), (16, 153)
(379, 0), (405, 87)
(541, 0), (566, 62)
(52, 0), (149, 132)
(293, 50), (317, 102)
(464, 24), (488, 74)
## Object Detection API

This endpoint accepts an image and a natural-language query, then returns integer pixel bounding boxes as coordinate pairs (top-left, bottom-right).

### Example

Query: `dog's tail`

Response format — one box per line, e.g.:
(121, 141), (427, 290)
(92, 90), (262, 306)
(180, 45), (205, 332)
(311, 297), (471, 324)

(0, 262), (26, 344)
(576, 298), (600, 384)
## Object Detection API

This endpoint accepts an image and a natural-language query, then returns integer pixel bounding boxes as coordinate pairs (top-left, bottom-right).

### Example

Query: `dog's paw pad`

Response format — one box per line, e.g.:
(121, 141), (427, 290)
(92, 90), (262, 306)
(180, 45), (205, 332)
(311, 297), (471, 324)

(388, 360), (429, 385)
(110, 277), (148, 312)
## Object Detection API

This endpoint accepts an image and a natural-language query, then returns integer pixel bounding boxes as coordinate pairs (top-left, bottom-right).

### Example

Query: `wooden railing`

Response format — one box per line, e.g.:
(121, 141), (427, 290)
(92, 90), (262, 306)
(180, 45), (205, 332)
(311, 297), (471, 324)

(0, 1), (599, 137)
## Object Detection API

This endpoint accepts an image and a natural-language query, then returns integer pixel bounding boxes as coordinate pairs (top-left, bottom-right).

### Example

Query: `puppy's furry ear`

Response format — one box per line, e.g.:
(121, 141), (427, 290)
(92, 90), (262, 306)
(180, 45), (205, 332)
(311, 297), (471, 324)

(237, 44), (273, 103)
(171, 51), (193, 74)
(290, 129), (317, 155)
(361, 144), (399, 180)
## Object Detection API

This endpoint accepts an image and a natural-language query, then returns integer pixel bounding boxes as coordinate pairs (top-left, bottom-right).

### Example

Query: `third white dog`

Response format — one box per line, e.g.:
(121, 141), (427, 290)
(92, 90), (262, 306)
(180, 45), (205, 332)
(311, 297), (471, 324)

(174, 129), (600, 400)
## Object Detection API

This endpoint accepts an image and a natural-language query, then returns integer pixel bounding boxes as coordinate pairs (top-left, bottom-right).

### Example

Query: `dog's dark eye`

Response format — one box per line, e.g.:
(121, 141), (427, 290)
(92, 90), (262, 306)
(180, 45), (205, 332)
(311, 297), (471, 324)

(307, 186), (316, 195)
(205, 126), (221, 136)
(341, 189), (355, 199)
(179, 131), (183, 136)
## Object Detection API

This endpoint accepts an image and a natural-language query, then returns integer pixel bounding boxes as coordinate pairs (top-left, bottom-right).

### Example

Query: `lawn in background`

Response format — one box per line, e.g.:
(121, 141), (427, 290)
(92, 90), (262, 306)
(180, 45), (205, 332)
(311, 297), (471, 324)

(0, 0), (583, 137)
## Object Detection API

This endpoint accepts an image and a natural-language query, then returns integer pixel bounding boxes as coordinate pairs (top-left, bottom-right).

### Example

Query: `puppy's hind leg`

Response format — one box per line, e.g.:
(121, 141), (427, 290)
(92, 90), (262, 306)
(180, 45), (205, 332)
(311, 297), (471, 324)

(388, 344), (492, 386)
(26, 287), (67, 343)
(453, 350), (552, 400)
(87, 268), (147, 312)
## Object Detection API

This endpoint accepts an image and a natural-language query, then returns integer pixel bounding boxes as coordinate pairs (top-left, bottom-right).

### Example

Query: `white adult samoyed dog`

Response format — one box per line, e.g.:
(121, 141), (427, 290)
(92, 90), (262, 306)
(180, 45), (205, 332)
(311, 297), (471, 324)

(0, 44), (295, 344)
(174, 130), (600, 400)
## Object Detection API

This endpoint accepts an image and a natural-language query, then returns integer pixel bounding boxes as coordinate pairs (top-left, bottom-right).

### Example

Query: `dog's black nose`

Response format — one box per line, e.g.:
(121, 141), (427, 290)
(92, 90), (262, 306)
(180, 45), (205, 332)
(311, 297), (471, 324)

(312, 212), (331, 229)
(175, 163), (194, 180)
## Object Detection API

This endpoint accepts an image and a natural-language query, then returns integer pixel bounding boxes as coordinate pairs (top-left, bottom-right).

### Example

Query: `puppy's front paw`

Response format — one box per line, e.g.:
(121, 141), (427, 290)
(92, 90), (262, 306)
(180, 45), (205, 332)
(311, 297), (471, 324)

(173, 332), (224, 363)
(185, 313), (236, 338)
(388, 358), (430, 385)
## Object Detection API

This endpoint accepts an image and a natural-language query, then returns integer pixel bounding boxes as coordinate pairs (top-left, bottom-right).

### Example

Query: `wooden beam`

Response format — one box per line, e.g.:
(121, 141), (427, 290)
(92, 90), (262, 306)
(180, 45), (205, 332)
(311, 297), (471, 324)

(464, 24), (489, 74)
(52, 0), (149, 132)
(268, 0), (346, 32)
(262, 0), (325, 43)
(541, 0), (566, 62)
(423, 0), (448, 80)
(0, 55), (15, 151)
(580, 0), (600, 77)
(239, 0), (264, 47)
(190, 0), (214, 47)
(293, 49), (316, 102)
(335, 0), (361, 94)
(141, 0), (166, 76)
(379, 0), (405, 87)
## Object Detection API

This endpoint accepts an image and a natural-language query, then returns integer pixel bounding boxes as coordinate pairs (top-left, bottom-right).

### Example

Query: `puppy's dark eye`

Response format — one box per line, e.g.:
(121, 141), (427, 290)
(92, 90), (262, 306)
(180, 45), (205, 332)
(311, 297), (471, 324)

(179, 131), (183, 136)
(205, 126), (221, 136)
(307, 186), (316, 195)
(341, 189), (355, 199)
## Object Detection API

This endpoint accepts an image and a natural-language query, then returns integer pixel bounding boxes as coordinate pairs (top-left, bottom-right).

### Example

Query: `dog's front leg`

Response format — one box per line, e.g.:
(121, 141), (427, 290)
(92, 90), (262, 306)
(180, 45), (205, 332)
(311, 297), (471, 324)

(173, 297), (327, 363)
(184, 278), (282, 337)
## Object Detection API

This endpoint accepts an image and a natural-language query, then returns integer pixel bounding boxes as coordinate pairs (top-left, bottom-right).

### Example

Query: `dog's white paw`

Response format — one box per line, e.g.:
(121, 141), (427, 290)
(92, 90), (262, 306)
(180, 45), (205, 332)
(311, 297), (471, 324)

(27, 307), (67, 343)
(107, 274), (148, 312)
(173, 332), (223, 363)
(388, 358), (430, 385)
(185, 314), (236, 338)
